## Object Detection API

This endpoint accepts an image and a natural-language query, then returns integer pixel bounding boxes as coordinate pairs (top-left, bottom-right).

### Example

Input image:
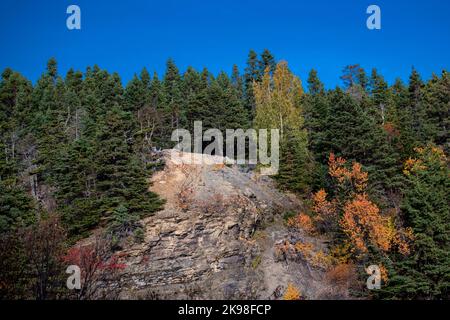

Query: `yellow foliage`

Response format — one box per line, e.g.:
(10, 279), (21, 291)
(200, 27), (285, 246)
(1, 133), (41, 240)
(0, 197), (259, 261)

(294, 240), (332, 269)
(312, 250), (334, 269)
(253, 61), (305, 141)
(403, 158), (426, 175)
(329, 243), (353, 264)
(404, 145), (447, 175)
(283, 283), (302, 300)
(294, 241), (314, 255)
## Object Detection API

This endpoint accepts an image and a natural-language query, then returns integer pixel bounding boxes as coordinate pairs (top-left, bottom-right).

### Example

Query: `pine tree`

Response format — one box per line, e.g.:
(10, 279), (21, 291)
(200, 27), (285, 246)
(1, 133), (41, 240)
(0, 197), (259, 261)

(124, 74), (146, 112)
(244, 50), (260, 116)
(408, 68), (427, 144)
(94, 106), (163, 224)
(259, 49), (276, 76)
(382, 146), (450, 299)
(340, 64), (367, 101)
(183, 67), (208, 133)
(303, 69), (329, 189)
(53, 138), (97, 237)
(163, 59), (185, 138)
(231, 64), (244, 101)
(0, 69), (36, 233)
(304, 70), (328, 160)
(369, 68), (390, 124)
(208, 72), (249, 132)
(422, 71), (449, 153)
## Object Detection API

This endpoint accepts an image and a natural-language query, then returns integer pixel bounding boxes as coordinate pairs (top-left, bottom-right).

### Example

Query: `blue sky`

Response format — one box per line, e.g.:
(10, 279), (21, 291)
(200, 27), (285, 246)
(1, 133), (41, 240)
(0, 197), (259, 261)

(0, 0), (449, 88)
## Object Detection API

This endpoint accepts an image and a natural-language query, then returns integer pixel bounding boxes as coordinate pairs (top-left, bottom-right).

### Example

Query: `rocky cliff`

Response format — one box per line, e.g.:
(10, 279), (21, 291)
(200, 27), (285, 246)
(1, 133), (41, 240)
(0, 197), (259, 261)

(111, 150), (330, 299)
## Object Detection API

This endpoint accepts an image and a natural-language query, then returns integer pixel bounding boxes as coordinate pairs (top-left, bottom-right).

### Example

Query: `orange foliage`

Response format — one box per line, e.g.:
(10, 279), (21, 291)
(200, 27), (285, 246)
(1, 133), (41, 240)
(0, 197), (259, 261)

(328, 153), (349, 184)
(312, 189), (337, 221)
(212, 163), (225, 171)
(309, 154), (414, 257)
(383, 122), (400, 139)
(288, 213), (315, 234)
(325, 263), (357, 286)
(328, 153), (368, 193)
(379, 264), (389, 283)
(392, 227), (414, 255)
(340, 194), (393, 253)
(283, 283), (302, 300)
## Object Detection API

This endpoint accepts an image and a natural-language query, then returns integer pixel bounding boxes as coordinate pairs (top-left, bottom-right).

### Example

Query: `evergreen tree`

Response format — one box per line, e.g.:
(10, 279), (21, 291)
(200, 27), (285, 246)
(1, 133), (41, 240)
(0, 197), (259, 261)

(244, 50), (260, 116)
(163, 59), (185, 137)
(340, 64), (367, 101)
(95, 106), (163, 224)
(303, 69), (329, 189)
(53, 139), (97, 237)
(210, 72), (249, 131)
(304, 69), (328, 161)
(124, 74), (146, 112)
(0, 69), (36, 233)
(369, 68), (390, 124)
(259, 49), (276, 76)
(422, 71), (449, 153)
(183, 67), (207, 132)
(382, 146), (450, 299)
(231, 64), (244, 101)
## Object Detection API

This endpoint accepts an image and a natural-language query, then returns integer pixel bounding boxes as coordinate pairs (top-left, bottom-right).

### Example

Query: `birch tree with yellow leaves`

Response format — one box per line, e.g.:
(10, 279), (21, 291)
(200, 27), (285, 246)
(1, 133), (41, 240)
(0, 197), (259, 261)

(254, 62), (311, 192)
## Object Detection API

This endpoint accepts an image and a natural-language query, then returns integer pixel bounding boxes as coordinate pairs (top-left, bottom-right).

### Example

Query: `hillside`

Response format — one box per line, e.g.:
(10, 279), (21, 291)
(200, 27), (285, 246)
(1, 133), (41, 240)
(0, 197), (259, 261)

(98, 150), (336, 299)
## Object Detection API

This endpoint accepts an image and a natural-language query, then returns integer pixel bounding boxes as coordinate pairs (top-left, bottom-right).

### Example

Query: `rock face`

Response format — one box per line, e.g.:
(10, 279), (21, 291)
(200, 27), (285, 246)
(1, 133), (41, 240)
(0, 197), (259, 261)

(115, 150), (301, 299)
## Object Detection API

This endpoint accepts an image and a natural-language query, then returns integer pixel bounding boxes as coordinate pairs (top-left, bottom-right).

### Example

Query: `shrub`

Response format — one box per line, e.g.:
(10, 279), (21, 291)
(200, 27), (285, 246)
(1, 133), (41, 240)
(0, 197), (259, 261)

(283, 283), (302, 300)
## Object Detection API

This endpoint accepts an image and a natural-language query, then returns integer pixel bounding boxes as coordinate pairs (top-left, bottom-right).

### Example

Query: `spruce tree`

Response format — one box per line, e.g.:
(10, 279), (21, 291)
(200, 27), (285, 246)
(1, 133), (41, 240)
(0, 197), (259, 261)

(303, 69), (329, 189)
(382, 146), (450, 299)
(423, 71), (449, 153)
(94, 106), (163, 224)
(163, 59), (185, 137)
(259, 49), (276, 76)
(244, 50), (260, 116)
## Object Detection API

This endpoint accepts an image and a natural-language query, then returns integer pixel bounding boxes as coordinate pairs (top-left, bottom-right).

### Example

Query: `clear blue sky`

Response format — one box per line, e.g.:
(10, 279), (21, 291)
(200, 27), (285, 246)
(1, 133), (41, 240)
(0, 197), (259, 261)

(0, 0), (449, 88)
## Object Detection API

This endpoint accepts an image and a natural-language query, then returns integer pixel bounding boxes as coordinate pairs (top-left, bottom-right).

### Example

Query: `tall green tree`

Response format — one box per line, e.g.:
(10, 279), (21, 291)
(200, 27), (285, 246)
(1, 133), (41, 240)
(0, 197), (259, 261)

(382, 146), (450, 299)
(94, 106), (163, 225)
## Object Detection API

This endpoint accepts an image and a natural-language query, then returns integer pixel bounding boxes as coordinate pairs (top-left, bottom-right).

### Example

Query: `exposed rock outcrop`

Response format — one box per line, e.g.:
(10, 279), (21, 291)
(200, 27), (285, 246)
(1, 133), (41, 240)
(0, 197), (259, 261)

(115, 150), (302, 299)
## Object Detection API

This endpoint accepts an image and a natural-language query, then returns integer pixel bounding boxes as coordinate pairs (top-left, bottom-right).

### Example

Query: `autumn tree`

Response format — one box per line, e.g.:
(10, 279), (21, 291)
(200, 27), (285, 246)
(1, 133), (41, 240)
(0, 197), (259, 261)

(63, 236), (124, 300)
(310, 154), (411, 260)
(254, 61), (311, 192)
